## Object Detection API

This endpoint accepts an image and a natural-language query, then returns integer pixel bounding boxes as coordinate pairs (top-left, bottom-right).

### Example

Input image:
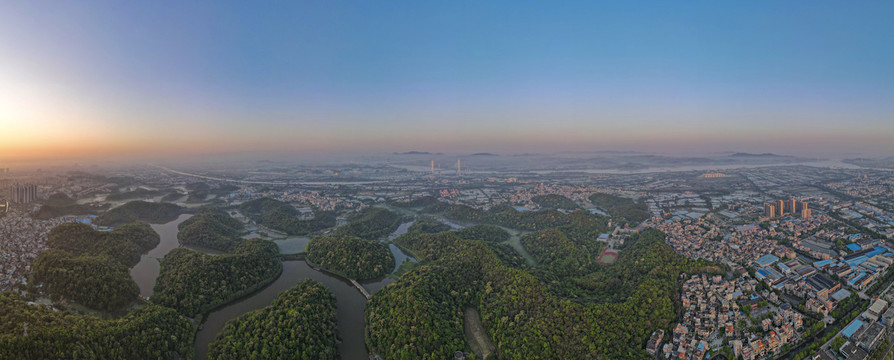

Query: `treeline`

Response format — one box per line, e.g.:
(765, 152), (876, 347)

(152, 239), (282, 317)
(390, 196), (440, 208)
(239, 198), (335, 235)
(408, 219), (453, 234)
(0, 292), (195, 360)
(31, 223), (160, 311)
(106, 188), (174, 202)
(307, 235), (395, 280)
(371, 227), (722, 359)
(404, 222), (523, 268)
(422, 200), (609, 232)
(94, 201), (184, 227)
(178, 207), (244, 251)
(34, 193), (103, 220)
(588, 193), (650, 224)
(208, 280), (339, 360)
(531, 194), (580, 210)
(34, 204), (101, 220)
(335, 207), (402, 240)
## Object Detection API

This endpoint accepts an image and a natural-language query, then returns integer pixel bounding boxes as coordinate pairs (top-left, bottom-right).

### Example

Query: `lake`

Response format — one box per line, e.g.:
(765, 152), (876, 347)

(194, 260), (370, 360)
(193, 221), (420, 359)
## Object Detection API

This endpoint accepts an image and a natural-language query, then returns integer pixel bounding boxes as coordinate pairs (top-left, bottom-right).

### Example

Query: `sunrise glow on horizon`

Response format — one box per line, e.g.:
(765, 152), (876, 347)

(2, 1), (893, 160)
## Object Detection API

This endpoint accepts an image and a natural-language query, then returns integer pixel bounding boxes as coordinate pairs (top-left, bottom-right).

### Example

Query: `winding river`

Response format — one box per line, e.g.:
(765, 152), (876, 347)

(130, 214), (193, 297)
(194, 261), (370, 360)
(191, 221), (419, 359)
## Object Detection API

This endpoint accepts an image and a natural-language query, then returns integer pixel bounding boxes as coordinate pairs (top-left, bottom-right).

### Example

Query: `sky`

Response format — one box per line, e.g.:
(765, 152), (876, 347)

(1, 1), (893, 160)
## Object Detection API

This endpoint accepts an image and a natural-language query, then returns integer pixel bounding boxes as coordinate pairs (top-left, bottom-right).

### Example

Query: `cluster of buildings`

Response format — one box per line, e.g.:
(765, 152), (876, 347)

(655, 216), (791, 266)
(751, 254), (855, 315)
(663, 274), (802, 360)
(764, 198), (811, 219)
(500, 183), (605, 210)
(816, 296), (893, 360)
(0, 207), (65, 291)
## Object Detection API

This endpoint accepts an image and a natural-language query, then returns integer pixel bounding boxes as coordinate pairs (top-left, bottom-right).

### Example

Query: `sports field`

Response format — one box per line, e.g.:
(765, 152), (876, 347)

(596, 250), (618, 265)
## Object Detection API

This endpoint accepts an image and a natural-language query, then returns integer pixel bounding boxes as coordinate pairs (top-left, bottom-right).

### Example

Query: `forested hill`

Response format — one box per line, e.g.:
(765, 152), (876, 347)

(208, 280), (339, 360)
(0, 292), (194, 359)
(94, 201), (184, 227)
(178, 207), (244, 251)
(152, 239), (282, 317)
(531, 194), (581, 210)
(421, 200), (609, 232)
(306, 235), (395, 280)
(30, 223), (160, 311)
(334, 207), (402, 240)
(370, 226), (723, 359)
(588, 193), (651, 225)
(239, 198), (335, 235)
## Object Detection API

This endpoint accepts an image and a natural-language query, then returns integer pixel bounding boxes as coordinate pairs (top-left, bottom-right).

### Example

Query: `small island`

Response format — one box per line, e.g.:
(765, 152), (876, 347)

(152, 239), (282, 317)
(208, 280), (340, 360)
(177, 207), (244, 251)
(306, 235), (395, 280)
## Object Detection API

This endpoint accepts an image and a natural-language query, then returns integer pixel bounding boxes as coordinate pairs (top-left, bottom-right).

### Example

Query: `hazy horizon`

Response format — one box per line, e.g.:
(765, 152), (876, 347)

(3, 1), (893, 160)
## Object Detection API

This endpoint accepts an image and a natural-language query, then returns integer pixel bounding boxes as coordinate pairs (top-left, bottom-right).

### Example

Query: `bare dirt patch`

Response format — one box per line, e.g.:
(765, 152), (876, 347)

(464, 307), (496, 359)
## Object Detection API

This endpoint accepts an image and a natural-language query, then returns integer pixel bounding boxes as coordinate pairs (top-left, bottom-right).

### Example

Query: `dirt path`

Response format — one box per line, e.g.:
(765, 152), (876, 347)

(464, 308), (496, 359)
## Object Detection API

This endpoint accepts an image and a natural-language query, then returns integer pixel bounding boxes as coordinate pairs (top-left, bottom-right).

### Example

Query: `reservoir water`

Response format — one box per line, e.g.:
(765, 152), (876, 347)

(194, 260), (370, 360)
(273, 236), (311, 253)
(130, 214), (193, 297)
(193, 221), (420, 359)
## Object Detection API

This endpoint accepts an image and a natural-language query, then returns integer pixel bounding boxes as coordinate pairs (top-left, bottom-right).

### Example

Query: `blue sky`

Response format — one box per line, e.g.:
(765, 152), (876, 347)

(1, 1), (893, 158)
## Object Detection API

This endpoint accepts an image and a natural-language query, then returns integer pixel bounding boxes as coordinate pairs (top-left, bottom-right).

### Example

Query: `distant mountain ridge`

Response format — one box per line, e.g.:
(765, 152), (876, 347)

(393, 151), (443, 155)
(728, 152), (789, 158)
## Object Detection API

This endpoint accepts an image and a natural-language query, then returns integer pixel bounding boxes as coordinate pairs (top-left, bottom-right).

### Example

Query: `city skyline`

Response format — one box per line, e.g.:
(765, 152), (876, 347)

(2, 1), (893, 160)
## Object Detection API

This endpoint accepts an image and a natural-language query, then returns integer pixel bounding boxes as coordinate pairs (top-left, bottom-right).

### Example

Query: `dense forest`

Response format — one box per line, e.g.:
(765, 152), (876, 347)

(178, 207), (244, 251)
(407, 219), (453, 234)
(46, 222), (160, 267)
(335, 207), (402, 240)
(239, 198), (335, 235)
(372, 225), (722, 359)
(422, 200), (609, 232)
(93, 201), (184, 227)
(30, 223), (160, 311)
(521, 228), (603, 280)
(588, 193), (651, 224)
(208, 280), (339, 360)
(306, 235), (395, 280)
(531, 194), (581, 210)
(0, 292), (194, 359)
(152, 239), (282, 317)
(31, 250), (138, 311)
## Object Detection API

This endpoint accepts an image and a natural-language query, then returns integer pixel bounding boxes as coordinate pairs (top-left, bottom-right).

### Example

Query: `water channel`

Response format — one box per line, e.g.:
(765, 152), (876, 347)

(130, 214), (193, 297)
(190, 220), (419, 359)
(129, 213), (422, 359)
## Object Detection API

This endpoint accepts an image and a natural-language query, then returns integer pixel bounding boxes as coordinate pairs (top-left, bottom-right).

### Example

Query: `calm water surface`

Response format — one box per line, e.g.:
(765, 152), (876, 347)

(194, 261), (369, 360)
(130, 214), (192, 297)
(192, 219), (425, 359)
